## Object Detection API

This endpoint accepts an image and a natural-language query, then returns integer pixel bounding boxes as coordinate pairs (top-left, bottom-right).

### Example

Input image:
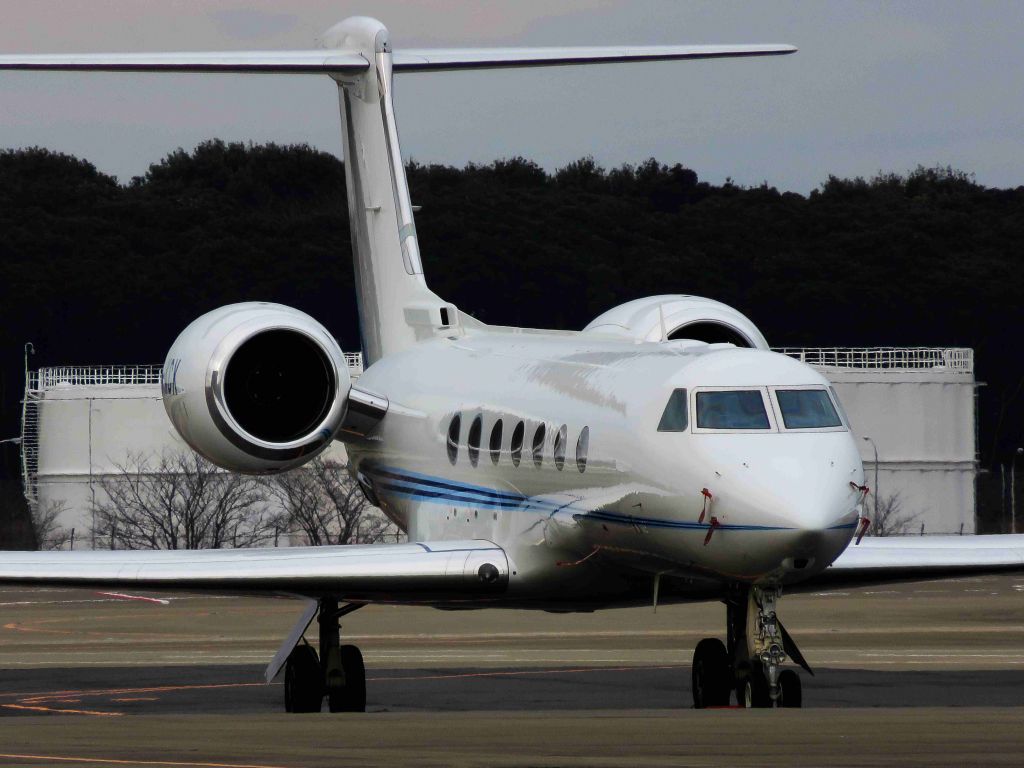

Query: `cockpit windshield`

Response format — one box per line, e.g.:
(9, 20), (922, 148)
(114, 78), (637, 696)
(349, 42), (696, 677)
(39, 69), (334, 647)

(775, 389), (843, 429)
(696, 390), (770, 430)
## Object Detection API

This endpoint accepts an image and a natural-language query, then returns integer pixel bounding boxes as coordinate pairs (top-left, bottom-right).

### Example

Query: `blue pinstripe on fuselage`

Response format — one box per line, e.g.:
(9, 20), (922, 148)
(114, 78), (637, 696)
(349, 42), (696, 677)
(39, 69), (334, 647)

(365, 465), (808, 532)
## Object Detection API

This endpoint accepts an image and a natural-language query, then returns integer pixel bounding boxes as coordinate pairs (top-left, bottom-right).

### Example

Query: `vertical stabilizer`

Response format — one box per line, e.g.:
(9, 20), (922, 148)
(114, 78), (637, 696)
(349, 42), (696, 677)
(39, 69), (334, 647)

(322, 18), (455, 365)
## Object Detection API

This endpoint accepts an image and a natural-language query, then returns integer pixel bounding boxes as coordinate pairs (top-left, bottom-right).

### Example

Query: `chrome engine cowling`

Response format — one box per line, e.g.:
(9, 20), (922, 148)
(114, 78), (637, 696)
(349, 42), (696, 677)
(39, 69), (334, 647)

(583, 295), (768, 349)
(162, 302), (351, 473)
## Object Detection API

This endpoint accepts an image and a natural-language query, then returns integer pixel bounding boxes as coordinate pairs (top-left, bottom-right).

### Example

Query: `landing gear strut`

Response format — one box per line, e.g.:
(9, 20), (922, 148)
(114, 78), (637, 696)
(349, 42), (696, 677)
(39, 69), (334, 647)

(283, 598), (366, 713)
(691, 585), (804, 709)
(749, 586), (786, 704)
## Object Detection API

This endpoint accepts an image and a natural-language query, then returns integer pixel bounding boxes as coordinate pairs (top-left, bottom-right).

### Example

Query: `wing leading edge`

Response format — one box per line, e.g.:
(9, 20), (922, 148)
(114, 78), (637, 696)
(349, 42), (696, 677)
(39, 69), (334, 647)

(0, 540), (509, 602)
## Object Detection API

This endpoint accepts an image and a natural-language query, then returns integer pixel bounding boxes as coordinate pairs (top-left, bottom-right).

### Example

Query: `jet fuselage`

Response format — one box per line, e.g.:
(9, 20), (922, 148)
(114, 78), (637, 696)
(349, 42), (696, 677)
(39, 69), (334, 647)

(347, 331), (864, 606)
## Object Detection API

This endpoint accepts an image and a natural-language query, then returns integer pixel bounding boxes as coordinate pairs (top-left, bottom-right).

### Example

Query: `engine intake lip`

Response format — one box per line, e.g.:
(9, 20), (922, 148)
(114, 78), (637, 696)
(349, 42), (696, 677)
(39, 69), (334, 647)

(204, 323), (347, 460)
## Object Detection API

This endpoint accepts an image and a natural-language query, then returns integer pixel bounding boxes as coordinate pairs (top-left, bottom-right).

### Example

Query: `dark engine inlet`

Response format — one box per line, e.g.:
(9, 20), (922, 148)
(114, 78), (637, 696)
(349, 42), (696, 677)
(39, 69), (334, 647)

(223, 329), (335, 443)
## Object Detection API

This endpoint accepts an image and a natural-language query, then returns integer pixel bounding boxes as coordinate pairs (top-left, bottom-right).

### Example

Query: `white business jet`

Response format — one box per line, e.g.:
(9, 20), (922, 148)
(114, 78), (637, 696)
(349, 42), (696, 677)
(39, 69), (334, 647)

(2, 16), (1023, 712)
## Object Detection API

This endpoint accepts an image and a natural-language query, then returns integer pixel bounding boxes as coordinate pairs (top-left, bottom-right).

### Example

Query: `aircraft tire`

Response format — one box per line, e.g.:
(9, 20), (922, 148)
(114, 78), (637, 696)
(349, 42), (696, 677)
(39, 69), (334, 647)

(328, 644), (366, 713)
(691, 638), (731, 708)
(741, 665), (771, 708)
(285, 644), (323, 713)
(779, 669), (802, 708)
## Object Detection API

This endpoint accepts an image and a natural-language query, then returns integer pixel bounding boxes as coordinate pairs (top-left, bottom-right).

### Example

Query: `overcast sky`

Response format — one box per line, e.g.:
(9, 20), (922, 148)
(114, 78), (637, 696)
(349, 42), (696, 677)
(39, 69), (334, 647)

(0, 1), (1021, 193)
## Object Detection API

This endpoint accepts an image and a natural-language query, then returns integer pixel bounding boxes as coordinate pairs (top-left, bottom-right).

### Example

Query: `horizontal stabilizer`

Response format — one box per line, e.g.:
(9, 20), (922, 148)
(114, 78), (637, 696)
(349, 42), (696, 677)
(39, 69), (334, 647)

(0, 45), (795, 76)
(0, 51), (369, 74)
(392, 44), (796, 71)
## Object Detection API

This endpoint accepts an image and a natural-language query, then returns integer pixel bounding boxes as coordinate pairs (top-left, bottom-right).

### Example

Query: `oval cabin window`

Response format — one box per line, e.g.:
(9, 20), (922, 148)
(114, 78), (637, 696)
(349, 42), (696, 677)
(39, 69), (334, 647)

(510, 421), (525, 467)
(447, 414), (461, 465)
(468, 414), (483, 467)
(531, 424), (546, 468)
(489, 419), (503, 465)
(554, 424), (567, 470)
(576, 426), (589, 473)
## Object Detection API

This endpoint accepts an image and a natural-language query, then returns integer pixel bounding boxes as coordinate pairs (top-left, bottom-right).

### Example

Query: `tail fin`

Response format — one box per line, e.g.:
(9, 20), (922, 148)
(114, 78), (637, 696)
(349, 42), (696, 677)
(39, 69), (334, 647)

(321, 18), (453, 366)
(0, 17), (795, 364)
(321, 18), (795, 363)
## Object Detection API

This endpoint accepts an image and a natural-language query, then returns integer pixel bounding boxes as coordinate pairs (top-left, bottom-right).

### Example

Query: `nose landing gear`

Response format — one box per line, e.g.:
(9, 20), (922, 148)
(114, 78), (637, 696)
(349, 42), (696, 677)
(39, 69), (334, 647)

(691, 585), (805, 709)
(750, 585), (786, 704)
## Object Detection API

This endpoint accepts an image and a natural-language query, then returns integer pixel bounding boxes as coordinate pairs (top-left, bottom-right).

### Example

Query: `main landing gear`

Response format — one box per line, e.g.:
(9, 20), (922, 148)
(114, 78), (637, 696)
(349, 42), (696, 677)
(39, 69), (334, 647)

(284, 598), (366, 713)
(692, 585), (807, 709)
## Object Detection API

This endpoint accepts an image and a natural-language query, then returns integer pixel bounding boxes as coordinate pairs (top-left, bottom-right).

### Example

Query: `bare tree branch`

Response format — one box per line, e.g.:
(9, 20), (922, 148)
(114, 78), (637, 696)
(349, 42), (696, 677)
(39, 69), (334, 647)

(31, 499), (72, 550)
(90, 450), (272, 549)
(268, 457), (399, 545)
(867, 491), (920, 536)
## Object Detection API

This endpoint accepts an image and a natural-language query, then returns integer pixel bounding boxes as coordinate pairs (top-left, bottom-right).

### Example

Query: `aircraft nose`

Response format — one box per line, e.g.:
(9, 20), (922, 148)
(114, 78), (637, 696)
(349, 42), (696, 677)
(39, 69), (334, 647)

(749, 436), (860, 532)
(694, 432), (864, 572)
(756, 444), (864, 571)
(772, 453), (861, 532)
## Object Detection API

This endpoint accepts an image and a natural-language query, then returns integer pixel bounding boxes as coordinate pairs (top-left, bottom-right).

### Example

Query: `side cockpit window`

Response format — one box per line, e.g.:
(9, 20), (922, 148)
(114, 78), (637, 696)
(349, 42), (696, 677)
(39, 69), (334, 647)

(829, 386), (851, 428)
(775, 389), (843, 429)
(696, 390), (770, 430)
(657, 388), (689, 432)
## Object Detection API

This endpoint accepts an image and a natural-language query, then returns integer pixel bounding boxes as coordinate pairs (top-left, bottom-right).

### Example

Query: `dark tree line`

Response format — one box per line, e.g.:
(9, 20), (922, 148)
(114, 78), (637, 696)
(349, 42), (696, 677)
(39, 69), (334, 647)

(1, 141), (1022, 540)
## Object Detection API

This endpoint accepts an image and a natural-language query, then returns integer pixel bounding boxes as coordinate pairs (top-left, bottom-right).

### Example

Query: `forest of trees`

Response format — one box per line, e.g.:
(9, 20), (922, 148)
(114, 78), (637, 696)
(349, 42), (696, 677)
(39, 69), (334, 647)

(0, 141), (1021, 542)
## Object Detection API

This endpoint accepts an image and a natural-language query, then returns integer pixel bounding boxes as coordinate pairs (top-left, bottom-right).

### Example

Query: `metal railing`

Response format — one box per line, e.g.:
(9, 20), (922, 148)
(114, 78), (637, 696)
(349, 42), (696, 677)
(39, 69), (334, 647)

(33, 365), (163, 388)
(32, 354), (365, 391)
(344, 352), (364, 376)
(772, 347), (973, 373)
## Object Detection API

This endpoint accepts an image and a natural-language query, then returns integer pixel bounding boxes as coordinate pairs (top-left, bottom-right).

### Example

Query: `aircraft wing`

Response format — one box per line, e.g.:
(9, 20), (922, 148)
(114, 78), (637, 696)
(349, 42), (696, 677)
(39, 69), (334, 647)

(0, 540), (509, 602)
(812, 534), (1024, 588)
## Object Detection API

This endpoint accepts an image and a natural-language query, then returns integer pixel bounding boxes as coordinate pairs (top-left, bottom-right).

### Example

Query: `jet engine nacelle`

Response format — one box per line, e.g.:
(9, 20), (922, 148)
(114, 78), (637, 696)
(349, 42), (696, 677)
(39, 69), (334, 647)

(162, 302), (351, 474)
(583, 295), (768, 349)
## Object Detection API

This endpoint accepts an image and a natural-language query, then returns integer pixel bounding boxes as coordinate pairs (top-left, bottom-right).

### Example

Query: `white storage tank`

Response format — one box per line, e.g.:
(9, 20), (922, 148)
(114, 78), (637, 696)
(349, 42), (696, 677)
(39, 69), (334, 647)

(775, 348), (977, 535)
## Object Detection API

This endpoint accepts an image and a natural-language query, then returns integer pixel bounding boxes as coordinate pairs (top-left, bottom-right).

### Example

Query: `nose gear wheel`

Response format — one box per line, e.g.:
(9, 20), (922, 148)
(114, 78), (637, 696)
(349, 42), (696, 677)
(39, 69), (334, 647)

(741, 664), (771, 708)
(691, 638), (731, 708)
(778, 668), (802, 708)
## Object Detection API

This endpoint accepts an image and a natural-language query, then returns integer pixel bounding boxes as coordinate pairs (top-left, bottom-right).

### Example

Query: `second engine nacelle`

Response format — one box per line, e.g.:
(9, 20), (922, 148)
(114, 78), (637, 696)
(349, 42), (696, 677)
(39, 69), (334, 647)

(162, 302), (351, 474)
(583, 295), (768, 349)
